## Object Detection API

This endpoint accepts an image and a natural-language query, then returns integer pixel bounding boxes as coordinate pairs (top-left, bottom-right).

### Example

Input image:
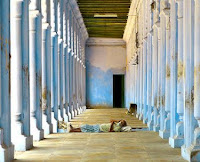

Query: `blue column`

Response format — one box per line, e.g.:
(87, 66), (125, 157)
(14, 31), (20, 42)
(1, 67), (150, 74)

(147, 32), (153, 130)
(169, 0), (179, 147)
(41, 0), (53, 135)
(136, 51), (140, 118)
(50, 0), (59, 133)
(11, 0), (33, 151)
(142, 40), (147, 124)
(29, 0), (44, 140)
(170, 0), (184, 148)
(187, 0), (200, 160)
(62, 2), (69, 122)
(181, 0), (197, 160)
(163, 9), (171, 139)
(152, 25), (159, 132)
(57, 0), (64, 121)
(0, 0), (14, 160)
(139, 47), (143, 120)
(159, 4), (168, 139)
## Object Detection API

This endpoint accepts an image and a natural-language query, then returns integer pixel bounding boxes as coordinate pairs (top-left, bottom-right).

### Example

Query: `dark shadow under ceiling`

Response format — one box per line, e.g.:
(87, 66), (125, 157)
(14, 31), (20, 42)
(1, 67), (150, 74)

(77, 0), (131, 38)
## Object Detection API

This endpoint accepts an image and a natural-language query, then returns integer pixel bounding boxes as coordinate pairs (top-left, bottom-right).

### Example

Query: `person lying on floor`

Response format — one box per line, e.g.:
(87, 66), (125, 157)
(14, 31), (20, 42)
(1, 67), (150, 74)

(67, 119), (128, 133)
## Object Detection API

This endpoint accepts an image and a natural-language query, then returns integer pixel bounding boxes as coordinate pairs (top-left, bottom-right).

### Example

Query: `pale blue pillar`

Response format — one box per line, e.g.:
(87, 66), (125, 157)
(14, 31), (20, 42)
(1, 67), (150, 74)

(187, 0), (200, 160)
(57, 0), (64, 121)
(139, 47), (143, 120)
(62, 2), (69, 122)
(11, 0), (33, 151)
(29, 0), (44, 140)
(71, 14), (76, 118)
(181, 0), (197, 160)
(152, 25), (159, 132)
(50, 0), (59, 133)
(41, 0), (53, 135)
(147, 32), (153, 130)
(0, 0), (14, 160)
(170, 0), (184, 148)
(168, 0), (179, 147)
(153, 0), (160, 132)
(136, 51), (140, 118)
(142, 40), (147, 124)
(68, 9), (73, 120)
(163, 9), (171, 139)
(159, 3), (169, 139)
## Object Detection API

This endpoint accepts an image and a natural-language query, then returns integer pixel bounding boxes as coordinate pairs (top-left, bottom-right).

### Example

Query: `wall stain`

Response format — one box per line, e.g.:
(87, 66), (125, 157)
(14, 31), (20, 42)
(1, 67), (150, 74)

(162, 95), (165, 107)
(166, 64), (170, 78)
(42, 88), (47, 100)
(178, 61), (183, 80)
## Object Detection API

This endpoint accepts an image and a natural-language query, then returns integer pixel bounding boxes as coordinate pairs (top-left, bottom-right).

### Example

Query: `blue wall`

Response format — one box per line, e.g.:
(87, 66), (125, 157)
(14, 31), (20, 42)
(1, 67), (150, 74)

(85, 38), (126, 108)
(86, 63), (113, 108)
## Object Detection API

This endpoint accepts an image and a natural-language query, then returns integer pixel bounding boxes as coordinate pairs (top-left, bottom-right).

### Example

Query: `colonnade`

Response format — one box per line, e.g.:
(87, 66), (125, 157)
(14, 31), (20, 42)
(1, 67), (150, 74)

(127, 0), (200, 161)
(0, 0), (87, 161)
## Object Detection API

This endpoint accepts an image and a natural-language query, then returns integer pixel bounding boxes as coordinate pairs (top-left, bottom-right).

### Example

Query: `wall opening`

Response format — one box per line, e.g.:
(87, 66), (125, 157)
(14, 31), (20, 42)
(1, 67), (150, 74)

(113, 75), (125, 108)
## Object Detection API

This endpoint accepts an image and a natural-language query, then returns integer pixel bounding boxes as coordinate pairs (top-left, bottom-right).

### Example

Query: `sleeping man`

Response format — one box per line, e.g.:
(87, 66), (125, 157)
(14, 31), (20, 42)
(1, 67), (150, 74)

(67, 119), (128, 133)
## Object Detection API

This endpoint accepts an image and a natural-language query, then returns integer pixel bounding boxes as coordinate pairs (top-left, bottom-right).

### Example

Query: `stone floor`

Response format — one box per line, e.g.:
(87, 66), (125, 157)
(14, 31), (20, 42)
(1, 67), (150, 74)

(14, 108), (186, 162)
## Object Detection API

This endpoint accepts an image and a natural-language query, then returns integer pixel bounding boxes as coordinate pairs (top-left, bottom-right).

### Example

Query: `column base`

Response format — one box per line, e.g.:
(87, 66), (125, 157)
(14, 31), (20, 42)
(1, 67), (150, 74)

(169, 136), (184, 148)
(14, 135), (33, 151)
(159, 130), (170, 139)
(74, 109), (78, 117)
(42, 114), (52, 136)
(63, 107), (69, 123)
(32, 128), (44, 141)
(139, 114), (143, 120)
(77, 107), (81, 115)
(147, 121), (154, 131)
(136, 114), (140, 118)
(71, 110), (75, 119)
(51, 112), (58, 133)
(153, 125), (160, 132)
(57, 108), (63, 121)
(143, 118), (148, 124)
(181, 144), (200, 162)
(83, 106), (86, 112)
(68, 112), (72, 121)
(0, 144), (14, 162)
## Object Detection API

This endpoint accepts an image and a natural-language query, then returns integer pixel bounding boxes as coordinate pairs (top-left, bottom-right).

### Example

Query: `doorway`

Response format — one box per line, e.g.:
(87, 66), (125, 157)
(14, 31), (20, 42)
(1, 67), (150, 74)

(113, 75), (125, 108)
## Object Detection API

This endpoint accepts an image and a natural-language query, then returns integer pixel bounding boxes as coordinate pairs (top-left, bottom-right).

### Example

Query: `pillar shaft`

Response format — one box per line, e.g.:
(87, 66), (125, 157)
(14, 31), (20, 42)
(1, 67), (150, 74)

(29, 0), (44, 141)
(0, 0), (14, 160)
(11, 0), (33, 151)
(50, 0), (58, 133)
(181, 0), (196, 160)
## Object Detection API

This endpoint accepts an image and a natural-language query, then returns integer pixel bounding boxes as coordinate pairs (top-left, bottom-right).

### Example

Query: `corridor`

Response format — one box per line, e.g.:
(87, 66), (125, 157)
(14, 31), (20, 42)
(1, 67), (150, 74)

(15, 109), (185, 161)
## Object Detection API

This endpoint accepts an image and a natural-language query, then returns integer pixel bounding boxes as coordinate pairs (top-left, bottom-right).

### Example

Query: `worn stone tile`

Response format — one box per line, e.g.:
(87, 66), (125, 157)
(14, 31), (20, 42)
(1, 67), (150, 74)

(14, 108), (186, 162)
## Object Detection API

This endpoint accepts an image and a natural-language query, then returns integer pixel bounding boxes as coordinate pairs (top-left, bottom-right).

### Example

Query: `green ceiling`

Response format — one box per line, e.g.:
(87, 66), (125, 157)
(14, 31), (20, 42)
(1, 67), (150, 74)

(77, 0), (131, 38)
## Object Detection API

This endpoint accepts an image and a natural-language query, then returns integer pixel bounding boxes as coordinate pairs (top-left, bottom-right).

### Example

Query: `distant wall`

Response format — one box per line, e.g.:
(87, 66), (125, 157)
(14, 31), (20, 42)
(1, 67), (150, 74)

(86, 38), (126, 108)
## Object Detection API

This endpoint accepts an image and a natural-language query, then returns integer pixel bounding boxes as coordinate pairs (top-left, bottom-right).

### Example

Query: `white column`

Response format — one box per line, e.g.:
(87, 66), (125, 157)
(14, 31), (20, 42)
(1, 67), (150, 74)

(163, 9), (170, 139)
(50, 0), (59, 133)
(139, 47), (143, 120)
(189, 0), (200, 160)
(57, 0), (64, 121)
(11, 0), (33, 151)
(168, 0), (180, 147)
(181, 0), (196, 161)
(41, 0), (53, 135)
(0, 0), (14, 160)
(62, 2), (69, 122)
(29, 0), (44, 140)
(170, 0), (184, 148)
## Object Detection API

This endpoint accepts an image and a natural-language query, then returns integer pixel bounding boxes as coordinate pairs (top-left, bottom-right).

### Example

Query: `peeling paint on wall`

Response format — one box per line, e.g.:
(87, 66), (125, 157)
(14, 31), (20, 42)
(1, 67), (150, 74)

(86, 38), (126, 108)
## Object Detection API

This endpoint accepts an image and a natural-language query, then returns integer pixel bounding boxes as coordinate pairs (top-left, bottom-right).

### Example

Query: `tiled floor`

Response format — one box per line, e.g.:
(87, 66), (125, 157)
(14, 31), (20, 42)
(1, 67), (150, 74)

(14, 108), (185, 162)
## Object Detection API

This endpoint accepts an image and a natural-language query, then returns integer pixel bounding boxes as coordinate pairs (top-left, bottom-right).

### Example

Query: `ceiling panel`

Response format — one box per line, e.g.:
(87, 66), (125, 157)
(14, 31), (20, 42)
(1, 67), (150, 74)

(77, 0), (131, 38)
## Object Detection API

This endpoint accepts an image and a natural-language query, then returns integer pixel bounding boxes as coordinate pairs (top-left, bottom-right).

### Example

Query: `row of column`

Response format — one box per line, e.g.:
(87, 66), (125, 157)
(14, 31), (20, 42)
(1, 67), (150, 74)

(130, 0), (200, 161)
(0, 0), (88, 161)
